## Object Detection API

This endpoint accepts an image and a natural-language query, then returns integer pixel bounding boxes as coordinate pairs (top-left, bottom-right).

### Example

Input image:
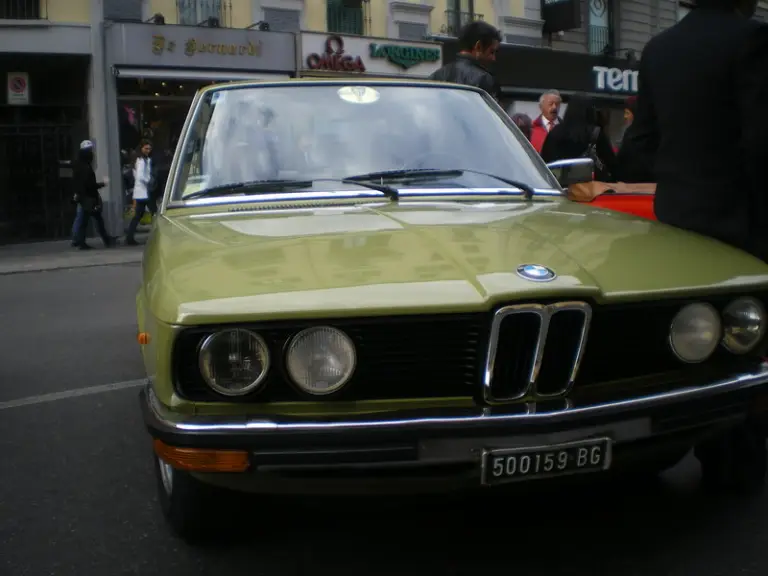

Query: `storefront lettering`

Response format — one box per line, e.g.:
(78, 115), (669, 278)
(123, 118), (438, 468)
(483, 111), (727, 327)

(368, 43), (440, 70)
(592, 65), (639, 93)
(305, 36), (365, 72)
(151, 34), (261, 58)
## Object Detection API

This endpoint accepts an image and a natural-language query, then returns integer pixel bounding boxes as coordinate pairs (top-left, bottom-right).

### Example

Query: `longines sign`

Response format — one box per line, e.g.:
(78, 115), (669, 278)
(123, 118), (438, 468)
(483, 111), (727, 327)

(105, 22), (295, 71)
(300, 32), (442, 77)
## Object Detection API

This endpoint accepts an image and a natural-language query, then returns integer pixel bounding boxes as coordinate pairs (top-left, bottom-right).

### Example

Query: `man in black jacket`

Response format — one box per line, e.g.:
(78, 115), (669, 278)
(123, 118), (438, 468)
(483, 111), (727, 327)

(429, 21), (502, 100)
(621, 0), (768, 260)
(621, 0), (768, 495)
(72, 139), (114, 250)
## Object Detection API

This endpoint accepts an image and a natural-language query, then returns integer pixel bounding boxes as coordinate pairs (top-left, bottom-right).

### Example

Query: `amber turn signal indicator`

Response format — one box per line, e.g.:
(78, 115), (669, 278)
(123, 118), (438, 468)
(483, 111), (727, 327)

(153, 439), (250, 472)
(137, 332), (151, 345)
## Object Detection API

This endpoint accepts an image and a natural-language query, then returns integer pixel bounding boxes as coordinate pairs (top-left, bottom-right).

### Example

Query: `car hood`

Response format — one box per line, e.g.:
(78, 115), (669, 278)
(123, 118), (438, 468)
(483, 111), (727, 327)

(145, 200), (768, 325)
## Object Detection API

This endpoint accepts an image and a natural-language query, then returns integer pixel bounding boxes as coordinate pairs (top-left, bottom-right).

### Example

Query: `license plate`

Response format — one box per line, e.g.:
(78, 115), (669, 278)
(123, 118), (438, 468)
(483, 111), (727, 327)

(481, 437), (612, 486)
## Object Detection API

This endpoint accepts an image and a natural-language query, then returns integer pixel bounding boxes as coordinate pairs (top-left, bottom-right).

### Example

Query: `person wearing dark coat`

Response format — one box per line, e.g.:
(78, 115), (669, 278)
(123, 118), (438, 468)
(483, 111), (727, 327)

(618, 0), (768, 260)
(428, 21), (502, 101)
(540, 93), (618, 182)
(618, 0), (768, 494)
(71, 140), (113, 250)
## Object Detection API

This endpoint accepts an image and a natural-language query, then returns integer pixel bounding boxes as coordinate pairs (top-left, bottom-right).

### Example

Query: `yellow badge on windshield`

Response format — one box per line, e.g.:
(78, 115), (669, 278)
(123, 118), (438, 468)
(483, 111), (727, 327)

(338, 86), (380, 104)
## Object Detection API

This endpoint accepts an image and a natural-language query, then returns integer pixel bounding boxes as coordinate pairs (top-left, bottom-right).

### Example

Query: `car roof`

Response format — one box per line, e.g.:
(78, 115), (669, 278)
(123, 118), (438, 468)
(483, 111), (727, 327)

(196, 78), (487, 97)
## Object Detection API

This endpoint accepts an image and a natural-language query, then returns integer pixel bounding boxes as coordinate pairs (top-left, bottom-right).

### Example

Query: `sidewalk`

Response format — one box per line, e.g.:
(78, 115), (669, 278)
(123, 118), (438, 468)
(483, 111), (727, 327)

(0, 235), (147, 275)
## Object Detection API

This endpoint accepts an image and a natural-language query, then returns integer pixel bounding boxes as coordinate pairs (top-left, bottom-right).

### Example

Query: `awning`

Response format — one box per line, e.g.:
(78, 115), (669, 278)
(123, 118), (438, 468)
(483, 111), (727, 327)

(112, 67), (291, 82)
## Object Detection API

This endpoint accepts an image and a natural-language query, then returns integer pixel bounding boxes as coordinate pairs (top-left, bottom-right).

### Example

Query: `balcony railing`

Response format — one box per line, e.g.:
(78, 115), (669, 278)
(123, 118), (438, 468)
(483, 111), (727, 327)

(588, 25), (611, 55)
(327, 0), (363, 36)
(176, 0), (232, 27)
(441, 10), (484, 37)
(0, 0), (46, 19)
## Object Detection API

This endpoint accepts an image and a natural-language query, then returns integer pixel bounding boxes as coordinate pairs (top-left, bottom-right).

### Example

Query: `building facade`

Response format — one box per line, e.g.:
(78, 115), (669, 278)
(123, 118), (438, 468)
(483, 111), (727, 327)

(0, 0), (92, 244)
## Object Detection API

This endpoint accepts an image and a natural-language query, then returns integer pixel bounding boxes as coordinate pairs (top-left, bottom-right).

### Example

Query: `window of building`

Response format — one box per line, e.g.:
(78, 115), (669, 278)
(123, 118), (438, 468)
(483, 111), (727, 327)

(445, 0), (483, 36)
(178, 0), (222, 26)
(327, 0), (363, 35)
(587, 0), (612, 55)
(263, 7), (300, 32)
(0, 0), (42, 19)
(398, 22), (427, 41)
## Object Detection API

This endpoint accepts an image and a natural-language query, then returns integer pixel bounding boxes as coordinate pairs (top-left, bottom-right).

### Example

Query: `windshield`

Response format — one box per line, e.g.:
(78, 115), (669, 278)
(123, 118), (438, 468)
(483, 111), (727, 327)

(170, 83), (560, 201)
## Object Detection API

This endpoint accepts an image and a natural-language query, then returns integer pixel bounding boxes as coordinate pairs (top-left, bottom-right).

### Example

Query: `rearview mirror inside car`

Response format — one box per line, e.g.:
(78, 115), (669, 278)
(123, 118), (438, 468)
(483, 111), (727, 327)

(546, 158), (595, 187)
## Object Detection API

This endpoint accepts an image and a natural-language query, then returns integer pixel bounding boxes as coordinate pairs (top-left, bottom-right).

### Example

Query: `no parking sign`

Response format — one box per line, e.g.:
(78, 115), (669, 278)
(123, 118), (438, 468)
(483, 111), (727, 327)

(7, 72), (29, 105)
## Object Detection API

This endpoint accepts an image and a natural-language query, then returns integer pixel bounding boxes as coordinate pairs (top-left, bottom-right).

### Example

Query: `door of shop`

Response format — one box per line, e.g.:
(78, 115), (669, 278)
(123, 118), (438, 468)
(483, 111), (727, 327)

(0, 126), (75, 244)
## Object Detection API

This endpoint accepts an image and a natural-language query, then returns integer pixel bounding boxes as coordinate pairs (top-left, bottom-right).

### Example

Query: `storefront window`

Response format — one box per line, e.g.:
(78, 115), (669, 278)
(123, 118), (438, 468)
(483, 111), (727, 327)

(116, 76), (235, 216)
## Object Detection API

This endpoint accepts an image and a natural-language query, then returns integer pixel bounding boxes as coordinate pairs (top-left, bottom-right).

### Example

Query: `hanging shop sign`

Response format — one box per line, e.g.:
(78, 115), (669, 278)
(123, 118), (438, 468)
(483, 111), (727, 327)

(541, 0), (581, 34)
(300, 32), (443, 77)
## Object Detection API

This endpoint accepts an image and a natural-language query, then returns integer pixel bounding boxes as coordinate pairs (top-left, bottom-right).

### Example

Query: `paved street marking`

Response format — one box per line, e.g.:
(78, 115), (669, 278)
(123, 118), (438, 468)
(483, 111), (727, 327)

(0, 378), (146, 411)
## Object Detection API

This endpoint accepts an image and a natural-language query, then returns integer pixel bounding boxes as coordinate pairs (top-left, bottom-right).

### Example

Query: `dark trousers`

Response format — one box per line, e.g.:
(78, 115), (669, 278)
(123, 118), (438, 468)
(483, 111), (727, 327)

(74, 205), (110, 247)
(127, 199), (157, 240)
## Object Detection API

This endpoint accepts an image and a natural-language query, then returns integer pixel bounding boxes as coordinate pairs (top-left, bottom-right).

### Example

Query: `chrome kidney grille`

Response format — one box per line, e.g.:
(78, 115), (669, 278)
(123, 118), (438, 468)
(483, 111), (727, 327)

(483, 302), (592, 403)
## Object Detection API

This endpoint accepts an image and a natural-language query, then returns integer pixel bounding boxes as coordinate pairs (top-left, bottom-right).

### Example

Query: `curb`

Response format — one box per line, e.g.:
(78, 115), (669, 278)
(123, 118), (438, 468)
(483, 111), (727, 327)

(0, 257), (143, 276)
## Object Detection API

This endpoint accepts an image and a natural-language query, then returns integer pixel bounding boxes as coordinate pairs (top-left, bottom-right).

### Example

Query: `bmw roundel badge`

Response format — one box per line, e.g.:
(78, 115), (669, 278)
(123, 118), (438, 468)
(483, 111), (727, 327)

(516, 264), (557, 282)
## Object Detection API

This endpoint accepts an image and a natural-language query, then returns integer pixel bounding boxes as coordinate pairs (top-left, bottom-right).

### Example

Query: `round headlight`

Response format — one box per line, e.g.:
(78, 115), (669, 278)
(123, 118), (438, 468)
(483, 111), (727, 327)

(669, 303), (721, 363)
(722, 297), (766, 354)
(198, 329), (270, 396)
(285, 327), (356, 395)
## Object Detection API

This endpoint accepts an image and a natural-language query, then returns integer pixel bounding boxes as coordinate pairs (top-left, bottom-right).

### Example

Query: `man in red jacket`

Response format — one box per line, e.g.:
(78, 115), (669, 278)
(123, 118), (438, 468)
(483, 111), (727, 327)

(530, 89), (562, 153)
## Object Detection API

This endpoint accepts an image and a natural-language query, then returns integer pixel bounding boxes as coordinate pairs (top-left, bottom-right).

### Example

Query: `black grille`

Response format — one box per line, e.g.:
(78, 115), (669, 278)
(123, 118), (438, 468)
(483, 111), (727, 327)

(174, 314), (488, 402)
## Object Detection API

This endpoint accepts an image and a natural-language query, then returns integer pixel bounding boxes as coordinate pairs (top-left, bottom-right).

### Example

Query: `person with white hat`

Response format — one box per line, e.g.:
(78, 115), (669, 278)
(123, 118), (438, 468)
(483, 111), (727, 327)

(71, 139), (114, 250)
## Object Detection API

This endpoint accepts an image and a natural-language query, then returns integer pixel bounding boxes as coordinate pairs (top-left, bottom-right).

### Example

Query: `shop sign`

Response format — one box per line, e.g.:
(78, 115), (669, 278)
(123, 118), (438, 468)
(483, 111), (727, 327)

(541, 0), (581, 33)
(306, 35), (365, 72)
(152, 34), (262, 58)
(592, 65), (639, 94)
(368, 43), (441, 70)
(301, 32), (443, 77)
(104, 23), (296, 72)
(7, 72), (29, 105)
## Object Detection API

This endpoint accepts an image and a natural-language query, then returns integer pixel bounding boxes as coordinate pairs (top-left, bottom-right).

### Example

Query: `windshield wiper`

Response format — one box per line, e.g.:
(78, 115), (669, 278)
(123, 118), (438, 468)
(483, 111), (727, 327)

(184, 178), (400, 202)
(344, 168), (538, 200)
(184, 179), (315, 200)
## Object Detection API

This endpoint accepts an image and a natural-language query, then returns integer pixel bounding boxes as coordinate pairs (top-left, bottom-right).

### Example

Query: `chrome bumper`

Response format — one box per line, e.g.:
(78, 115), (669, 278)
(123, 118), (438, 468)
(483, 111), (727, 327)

(143, 366), (768, 437)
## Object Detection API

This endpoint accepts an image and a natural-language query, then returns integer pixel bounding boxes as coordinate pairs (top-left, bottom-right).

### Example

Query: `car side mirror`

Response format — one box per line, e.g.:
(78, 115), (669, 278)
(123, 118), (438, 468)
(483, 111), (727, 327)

(546, 158), (595, 187)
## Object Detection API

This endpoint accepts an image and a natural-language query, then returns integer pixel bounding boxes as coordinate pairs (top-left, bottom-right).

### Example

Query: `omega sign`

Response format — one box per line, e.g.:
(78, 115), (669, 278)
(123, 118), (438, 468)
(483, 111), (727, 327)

(306, 36), (365, 73)
(592, 66), (639, 94)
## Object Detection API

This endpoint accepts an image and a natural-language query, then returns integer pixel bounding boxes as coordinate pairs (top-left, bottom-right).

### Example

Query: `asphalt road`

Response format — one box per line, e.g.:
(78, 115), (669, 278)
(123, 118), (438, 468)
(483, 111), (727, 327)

(2, 262), (768, 575)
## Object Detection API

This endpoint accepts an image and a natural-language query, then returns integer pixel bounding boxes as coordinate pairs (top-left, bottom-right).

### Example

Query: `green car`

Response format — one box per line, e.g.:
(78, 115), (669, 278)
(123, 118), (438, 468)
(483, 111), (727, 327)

(138, 79), (768, 542)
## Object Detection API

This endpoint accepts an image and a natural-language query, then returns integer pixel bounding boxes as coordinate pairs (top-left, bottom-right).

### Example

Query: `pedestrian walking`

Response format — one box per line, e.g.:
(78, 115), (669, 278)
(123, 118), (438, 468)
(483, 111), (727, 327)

(620, 0), (768, 492)
(71, 140), (114, 250)
(428, 21), (501, 101)
(125, 140), (157, 246)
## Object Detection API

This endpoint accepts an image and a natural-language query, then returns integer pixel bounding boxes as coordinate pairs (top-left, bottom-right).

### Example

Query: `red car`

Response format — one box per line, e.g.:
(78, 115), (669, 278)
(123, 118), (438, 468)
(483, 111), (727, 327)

(570, 182), (657, 221)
